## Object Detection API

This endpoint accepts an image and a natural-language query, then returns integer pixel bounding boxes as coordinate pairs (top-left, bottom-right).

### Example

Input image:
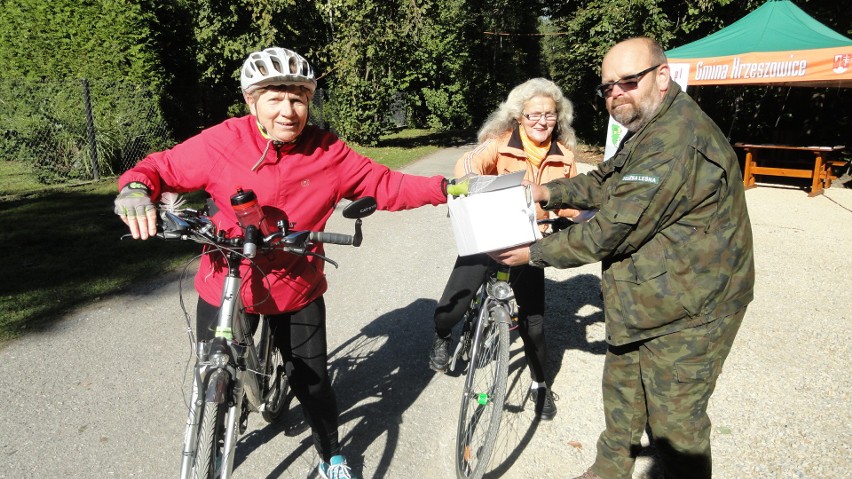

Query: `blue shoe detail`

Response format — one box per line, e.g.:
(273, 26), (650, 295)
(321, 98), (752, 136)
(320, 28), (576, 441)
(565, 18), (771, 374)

(318, 455), (355, 479)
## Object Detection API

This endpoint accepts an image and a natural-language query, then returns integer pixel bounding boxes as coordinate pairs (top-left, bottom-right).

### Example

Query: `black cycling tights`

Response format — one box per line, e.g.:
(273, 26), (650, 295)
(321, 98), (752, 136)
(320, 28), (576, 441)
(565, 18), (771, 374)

(434, 254), (548, 383)
(196, 296), (340, 462)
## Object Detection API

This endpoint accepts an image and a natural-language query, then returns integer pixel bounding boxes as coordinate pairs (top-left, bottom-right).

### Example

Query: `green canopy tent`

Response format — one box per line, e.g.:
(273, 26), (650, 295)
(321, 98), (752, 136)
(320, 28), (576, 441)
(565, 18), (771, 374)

(603, 1), (850, 160)
(665, 0), (852, 88)
(661, 1), (851, 193)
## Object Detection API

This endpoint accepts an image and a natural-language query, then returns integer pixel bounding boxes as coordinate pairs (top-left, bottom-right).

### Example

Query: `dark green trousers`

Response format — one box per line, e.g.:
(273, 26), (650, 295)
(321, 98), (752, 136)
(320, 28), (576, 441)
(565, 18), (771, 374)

(591, 308), (746, 479)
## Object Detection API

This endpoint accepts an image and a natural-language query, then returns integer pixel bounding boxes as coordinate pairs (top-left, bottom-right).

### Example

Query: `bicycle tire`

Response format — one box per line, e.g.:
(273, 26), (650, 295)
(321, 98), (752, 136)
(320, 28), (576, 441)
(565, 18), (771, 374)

(455, 304), (510, 479)
(261, 340), (290, 423)
(192, 401), (226, 479)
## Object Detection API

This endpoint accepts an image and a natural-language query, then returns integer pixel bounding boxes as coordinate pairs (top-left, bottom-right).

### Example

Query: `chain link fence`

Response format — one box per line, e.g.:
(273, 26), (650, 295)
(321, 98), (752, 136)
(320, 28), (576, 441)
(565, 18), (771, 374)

(0, 78), (173, 185)
(1, 79), (405, 189)
(0, 82), (332, 185)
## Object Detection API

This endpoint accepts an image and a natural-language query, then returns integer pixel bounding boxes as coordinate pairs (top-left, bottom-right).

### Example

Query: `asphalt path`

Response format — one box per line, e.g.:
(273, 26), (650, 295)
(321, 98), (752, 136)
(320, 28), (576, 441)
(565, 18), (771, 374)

(1, 146), (850, 478)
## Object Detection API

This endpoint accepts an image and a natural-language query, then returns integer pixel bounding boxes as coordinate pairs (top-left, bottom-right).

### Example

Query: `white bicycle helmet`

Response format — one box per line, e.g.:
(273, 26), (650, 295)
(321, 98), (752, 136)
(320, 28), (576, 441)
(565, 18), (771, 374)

(240, 47), (316, 93)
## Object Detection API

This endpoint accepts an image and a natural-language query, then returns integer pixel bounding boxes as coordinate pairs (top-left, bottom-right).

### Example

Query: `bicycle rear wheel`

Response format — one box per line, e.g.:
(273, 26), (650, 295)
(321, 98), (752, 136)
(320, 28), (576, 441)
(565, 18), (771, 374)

(455, 305), (510, 479)
(192, 401), (226, 479)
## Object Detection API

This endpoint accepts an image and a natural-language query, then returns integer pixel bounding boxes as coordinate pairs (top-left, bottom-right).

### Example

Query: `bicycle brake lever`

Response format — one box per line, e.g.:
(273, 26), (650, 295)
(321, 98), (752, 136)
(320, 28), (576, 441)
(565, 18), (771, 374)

(305, 251), (338, 269)
(161, 210), (193, 231)
(282, 231), (310, 247)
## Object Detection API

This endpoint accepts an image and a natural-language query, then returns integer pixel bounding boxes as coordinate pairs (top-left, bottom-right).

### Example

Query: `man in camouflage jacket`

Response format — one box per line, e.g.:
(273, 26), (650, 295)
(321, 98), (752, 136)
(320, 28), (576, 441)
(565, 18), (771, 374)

(491, 37), (755, 479)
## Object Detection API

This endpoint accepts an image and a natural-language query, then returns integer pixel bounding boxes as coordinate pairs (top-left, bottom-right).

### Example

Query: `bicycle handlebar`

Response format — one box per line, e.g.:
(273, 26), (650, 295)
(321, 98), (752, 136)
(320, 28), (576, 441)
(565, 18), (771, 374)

(150, 207), (363, 268)
(309, 231), (354, 246)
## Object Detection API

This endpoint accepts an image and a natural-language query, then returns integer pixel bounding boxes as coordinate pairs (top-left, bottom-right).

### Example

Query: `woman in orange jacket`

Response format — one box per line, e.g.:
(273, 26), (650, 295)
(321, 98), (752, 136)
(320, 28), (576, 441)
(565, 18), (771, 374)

(429, 78), (580, 421)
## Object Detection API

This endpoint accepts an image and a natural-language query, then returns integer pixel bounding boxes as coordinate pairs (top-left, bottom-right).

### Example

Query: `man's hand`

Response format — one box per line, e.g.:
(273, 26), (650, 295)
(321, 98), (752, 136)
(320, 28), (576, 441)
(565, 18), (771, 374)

(488, 244), (532, 267)
(114, 183), (157, 239)
(520, 180), (550, 204)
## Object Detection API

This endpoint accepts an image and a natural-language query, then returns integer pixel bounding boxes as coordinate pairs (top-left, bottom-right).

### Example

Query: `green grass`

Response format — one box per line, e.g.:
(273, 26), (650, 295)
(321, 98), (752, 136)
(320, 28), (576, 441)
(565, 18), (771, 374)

(0, 160), (44, 196)
(0, 128), (474, 347)
(0, 180), (202, 346)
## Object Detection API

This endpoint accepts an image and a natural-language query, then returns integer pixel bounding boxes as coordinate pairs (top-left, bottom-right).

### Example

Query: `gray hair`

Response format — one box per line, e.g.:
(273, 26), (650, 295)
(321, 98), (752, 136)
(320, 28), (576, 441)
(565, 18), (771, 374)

(477, 78), (576, 150)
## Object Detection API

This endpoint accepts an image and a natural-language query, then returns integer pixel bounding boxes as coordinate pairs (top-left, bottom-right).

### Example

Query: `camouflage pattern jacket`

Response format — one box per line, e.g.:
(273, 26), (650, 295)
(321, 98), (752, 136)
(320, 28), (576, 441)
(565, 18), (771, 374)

(529, 82), (755, 346)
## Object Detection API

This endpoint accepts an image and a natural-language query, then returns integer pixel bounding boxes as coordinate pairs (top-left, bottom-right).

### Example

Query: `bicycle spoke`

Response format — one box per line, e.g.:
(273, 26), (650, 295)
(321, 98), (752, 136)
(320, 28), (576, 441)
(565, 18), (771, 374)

(455, 314), (510, 479)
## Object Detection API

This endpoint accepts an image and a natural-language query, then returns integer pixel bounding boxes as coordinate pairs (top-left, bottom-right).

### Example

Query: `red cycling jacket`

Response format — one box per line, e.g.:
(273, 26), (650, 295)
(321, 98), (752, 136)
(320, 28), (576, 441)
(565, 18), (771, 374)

(118, 115), (447, 314)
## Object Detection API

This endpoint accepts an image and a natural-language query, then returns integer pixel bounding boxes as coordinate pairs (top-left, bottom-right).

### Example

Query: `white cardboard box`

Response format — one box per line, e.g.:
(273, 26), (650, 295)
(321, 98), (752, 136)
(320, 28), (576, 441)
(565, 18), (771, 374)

(447, 183), (542, 256)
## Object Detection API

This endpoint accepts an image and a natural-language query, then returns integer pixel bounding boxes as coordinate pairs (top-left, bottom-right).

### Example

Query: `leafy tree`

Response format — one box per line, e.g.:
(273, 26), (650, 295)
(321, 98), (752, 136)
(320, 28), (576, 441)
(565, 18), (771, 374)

(187, 0), (325, 123)
(313, 0), (411, 144)
(0, 0), (161, 84)
(399, 0), (480, 131)
(318, 0), (546, 144)
(0, 0), (169, 181)
(541, 0), (688, 142)
(466, 0), (547, 123)
(4, 0), (844, 173)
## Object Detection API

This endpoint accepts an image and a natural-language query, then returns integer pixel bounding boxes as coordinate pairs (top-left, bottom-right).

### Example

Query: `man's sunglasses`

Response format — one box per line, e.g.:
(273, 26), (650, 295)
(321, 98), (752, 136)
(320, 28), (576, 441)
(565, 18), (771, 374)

(595, 64), (661, 98)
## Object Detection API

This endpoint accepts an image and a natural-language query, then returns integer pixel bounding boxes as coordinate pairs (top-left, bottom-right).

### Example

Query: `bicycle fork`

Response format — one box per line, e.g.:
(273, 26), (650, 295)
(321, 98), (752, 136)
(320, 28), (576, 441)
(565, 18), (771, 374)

(179, 261), (268, 479)
(221, 371), (244, 479)
(179, 357), (205, 479)
(462, 299), (511, 398)
(178, 345), (246, 479)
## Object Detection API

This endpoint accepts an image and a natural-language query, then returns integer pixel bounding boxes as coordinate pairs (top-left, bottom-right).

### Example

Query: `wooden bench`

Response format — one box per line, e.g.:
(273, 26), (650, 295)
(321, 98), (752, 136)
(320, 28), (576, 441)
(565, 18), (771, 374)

(824, 158), (848, 189)
(734, 143), (847, 197)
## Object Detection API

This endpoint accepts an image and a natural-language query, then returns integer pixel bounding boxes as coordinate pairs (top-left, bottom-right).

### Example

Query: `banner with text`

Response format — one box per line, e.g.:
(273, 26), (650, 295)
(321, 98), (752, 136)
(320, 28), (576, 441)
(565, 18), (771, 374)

(667, 47), (851, 86)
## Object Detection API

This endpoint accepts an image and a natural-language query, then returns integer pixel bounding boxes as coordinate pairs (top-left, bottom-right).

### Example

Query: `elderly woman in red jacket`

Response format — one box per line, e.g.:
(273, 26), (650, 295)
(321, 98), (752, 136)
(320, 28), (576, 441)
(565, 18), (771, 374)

(114, 47), (460, 479)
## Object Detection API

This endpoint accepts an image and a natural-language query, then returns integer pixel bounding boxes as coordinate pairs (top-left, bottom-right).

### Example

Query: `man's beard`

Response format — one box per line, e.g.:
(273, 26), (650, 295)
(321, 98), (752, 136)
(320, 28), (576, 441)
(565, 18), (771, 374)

(610, 96), (657, 132)
(610, 101), (640, 131)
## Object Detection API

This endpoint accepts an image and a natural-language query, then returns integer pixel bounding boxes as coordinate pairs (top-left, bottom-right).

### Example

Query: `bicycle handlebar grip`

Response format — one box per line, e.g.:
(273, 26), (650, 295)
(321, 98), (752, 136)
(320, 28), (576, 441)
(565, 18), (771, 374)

(309, 231), (354, 246)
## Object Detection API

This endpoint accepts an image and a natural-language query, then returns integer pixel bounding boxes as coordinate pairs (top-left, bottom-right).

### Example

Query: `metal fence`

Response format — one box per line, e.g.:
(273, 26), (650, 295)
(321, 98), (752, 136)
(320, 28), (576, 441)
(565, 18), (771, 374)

(0, 79), (340, 184)
(0, 78), (173, 185)
(0, 78), (404, 188)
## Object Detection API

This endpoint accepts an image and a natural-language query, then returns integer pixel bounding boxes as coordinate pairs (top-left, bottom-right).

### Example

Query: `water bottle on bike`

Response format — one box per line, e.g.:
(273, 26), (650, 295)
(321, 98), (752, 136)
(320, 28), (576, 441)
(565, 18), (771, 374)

(230, 187), (273, 235)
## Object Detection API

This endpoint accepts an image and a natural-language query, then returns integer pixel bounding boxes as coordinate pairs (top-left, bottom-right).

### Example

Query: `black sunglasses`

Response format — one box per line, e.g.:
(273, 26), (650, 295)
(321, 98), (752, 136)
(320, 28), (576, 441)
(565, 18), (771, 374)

(595, 64), (661, 98)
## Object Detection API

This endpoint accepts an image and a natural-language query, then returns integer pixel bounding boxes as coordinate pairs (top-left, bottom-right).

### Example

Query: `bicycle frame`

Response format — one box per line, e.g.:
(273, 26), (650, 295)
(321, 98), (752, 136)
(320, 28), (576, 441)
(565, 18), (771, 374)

(179, 248), (271, 479)
(160, 195), (377, 479)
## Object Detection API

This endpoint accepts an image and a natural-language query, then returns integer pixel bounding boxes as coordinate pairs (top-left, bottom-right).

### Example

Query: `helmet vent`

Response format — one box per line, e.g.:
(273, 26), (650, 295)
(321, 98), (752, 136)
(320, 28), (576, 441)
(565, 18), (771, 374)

(270, 57), (284, 75)
(253, 60), (268, 76)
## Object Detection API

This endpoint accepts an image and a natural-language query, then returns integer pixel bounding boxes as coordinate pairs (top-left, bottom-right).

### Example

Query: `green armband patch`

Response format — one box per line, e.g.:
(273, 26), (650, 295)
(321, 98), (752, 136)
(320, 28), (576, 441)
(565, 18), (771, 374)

(621, 174), (660, 185)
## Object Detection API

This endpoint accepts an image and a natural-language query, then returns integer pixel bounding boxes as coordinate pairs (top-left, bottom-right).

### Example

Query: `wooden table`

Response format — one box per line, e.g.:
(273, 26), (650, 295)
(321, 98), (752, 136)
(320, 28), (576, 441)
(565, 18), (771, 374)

(734, 143), (847, 197)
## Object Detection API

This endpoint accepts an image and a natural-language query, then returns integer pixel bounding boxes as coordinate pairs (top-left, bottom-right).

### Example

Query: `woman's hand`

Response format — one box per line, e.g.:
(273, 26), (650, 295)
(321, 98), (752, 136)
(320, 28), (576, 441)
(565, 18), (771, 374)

(114, 183), (158, 239)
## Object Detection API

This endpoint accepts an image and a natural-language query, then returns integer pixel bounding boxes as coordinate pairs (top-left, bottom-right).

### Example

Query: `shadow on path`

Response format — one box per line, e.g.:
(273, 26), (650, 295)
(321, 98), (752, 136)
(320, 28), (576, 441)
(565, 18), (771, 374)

(485, 272), (606, 478)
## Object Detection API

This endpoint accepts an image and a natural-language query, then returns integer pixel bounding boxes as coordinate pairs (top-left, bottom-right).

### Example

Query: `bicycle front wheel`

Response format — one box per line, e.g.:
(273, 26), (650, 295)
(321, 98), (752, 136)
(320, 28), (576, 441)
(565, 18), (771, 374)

(261, 339), (290, 423)
(192, 401), (226, 479)
(455, 306), (510, 479)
